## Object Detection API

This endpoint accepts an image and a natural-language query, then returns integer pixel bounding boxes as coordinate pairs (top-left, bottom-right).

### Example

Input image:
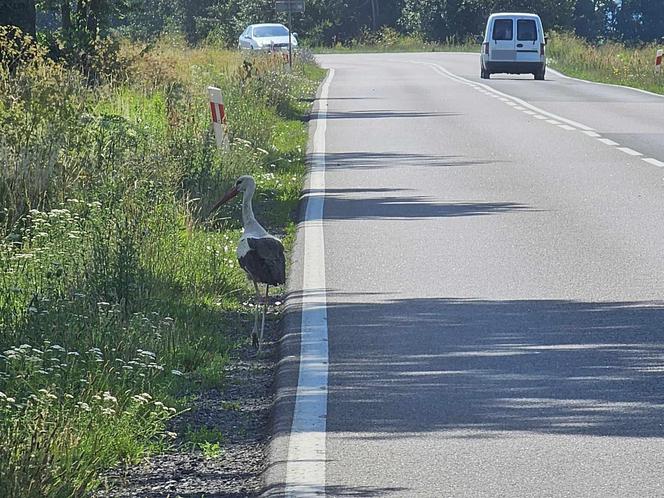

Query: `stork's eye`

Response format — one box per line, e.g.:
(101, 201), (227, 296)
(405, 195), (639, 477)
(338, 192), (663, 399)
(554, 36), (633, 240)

(235, 179), (242, 186)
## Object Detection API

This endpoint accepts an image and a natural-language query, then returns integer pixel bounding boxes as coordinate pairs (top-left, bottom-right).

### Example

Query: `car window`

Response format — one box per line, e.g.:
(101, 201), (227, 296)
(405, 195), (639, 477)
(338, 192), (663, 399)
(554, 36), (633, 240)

(492, 19), (513, 41)
(517, 20), (537, 41)
(253, 26), (288, 37)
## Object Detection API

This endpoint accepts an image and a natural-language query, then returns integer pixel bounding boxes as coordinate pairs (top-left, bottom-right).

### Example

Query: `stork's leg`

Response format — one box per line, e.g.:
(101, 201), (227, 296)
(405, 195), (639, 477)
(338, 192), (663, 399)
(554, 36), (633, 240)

(251, 280), (260, 348)
(258, 284), (269, 352)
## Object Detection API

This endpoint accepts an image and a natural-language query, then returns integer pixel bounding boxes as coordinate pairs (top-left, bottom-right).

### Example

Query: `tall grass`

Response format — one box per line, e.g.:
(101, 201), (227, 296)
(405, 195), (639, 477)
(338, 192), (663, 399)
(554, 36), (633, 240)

(546, 33), (664, 94)
(0, 27), (322, 496)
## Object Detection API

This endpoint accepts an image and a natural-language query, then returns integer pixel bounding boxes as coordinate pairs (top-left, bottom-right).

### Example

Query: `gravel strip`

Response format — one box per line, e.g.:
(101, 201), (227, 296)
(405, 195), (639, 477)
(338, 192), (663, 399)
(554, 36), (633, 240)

(99, 304), (279, 498)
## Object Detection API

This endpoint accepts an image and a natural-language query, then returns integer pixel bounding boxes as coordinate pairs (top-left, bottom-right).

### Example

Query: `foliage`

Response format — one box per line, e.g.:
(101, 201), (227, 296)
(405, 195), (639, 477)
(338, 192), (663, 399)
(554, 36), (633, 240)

(0, 28), (321, 495)
(547, 31), (664, 94)
(87, 0), (664, 47)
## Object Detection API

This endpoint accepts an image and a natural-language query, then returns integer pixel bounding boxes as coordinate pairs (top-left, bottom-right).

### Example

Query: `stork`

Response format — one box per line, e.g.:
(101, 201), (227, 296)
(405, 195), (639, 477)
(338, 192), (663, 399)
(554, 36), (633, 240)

(210, 175), (285, 349)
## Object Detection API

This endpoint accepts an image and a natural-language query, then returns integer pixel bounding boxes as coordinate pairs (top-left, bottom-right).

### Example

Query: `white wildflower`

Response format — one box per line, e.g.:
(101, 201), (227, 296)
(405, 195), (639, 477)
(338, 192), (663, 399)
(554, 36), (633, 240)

(102, 392), (117, 404)
(77, 401), (91, 411)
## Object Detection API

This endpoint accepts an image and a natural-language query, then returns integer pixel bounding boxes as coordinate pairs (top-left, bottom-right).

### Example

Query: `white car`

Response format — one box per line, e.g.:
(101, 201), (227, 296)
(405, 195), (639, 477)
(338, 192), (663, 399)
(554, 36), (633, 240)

(238, 23), (298, 51)
(480, 13), (546, 80)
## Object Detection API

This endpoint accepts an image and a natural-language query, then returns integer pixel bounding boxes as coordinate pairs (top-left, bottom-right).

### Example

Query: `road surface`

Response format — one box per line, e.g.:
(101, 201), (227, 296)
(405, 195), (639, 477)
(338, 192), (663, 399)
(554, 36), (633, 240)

(265, 52), (664, 497)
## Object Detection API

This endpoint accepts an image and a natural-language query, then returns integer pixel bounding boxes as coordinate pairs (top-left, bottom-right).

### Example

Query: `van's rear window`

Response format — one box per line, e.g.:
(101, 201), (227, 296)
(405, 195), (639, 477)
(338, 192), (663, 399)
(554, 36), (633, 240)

(517, 20), (537, 41)
(492, 19), (513, 41)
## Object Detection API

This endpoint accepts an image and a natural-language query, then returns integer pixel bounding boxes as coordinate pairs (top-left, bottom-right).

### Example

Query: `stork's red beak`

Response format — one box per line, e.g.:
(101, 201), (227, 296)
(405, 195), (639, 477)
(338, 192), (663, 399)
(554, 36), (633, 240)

(209, 186), (239, 215)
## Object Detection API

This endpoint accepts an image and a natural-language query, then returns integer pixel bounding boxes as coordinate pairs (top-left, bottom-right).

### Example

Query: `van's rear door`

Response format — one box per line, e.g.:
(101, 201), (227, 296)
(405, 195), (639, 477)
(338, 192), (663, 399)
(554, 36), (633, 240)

(515, 18), (540, 62)
(489, 18), (515, 62)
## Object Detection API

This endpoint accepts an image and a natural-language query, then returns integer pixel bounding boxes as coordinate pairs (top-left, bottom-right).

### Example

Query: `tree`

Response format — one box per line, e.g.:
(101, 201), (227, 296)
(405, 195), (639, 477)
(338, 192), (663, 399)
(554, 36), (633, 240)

(616, 0), (664, 42)
(574, 0), (616, 41)
(0, 0), (37, 37)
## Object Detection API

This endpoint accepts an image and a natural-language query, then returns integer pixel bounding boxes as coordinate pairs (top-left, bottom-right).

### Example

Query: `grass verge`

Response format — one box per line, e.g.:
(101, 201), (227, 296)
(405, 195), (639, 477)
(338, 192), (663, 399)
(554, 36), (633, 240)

(547, 32), (664, 95)
(0, 31), (323, 497)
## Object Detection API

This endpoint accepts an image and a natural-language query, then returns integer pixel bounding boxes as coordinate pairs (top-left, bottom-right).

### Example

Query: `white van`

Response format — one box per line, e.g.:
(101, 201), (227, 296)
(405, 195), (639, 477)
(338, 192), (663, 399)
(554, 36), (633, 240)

(480, 13), (546, 80)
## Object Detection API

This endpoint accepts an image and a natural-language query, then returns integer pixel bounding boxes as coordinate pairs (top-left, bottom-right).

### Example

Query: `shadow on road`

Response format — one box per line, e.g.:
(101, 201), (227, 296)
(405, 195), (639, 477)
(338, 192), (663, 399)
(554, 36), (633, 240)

(316, 296), (664, 439)
(314, 151), (502, 170)
(310, 110), (461, 120)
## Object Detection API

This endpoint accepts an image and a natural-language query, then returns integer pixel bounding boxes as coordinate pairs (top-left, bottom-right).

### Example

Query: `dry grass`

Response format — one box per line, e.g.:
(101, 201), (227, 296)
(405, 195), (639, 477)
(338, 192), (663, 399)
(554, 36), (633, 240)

(548, 32), (664, 94)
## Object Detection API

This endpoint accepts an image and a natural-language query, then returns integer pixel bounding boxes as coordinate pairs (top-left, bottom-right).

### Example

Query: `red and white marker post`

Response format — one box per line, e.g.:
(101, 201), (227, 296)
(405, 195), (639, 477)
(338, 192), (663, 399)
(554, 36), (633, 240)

(656, 49), (663, 74)
(207, 86), (227, 149)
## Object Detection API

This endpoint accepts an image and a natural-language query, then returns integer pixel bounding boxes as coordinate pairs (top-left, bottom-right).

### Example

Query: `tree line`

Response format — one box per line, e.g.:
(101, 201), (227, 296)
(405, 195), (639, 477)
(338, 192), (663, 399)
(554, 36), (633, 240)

(1, 0), (663, 52)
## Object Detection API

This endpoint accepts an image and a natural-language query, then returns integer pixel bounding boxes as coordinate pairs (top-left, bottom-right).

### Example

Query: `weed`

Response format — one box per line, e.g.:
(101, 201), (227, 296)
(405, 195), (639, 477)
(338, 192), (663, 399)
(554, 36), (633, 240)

(200, 441), (224, 459)
(0, 29), (322, 495)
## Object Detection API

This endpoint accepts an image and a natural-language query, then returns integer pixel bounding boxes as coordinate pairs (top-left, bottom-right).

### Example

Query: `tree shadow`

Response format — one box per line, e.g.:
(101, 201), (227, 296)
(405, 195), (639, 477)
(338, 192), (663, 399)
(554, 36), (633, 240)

(314, 152), (504, 170)
(314, 296), (664, 439)
(310, 110), (461, 120)
(262, 483), (408, 497)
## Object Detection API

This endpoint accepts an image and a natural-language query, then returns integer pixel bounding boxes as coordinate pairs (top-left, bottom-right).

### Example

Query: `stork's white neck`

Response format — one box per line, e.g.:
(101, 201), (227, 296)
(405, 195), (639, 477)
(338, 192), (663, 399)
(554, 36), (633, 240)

(241, 183), (268, 237)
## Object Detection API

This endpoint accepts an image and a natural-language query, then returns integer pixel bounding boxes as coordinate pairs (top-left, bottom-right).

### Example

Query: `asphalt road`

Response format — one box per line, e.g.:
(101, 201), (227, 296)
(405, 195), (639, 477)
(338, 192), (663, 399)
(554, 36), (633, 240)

(265, 52), (664, 497)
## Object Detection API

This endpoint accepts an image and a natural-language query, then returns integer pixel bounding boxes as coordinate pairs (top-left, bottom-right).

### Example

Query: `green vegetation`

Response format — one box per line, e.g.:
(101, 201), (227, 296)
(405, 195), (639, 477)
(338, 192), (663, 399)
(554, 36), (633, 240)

(0, 27), (322, 496)
(548, 32), (664, 95)
(185, 425), (225, 458)
(5, 0), (664, 54)
(312, 26), (478, 54)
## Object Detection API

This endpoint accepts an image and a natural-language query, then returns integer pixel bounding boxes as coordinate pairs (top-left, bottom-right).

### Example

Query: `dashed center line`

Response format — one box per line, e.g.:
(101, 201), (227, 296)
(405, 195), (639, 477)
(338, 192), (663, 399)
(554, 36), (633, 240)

(558, 124), (576, 131)
(643, 158), (664, 167)
(416, 61), (664, 170)
(618, 147), (643, 157)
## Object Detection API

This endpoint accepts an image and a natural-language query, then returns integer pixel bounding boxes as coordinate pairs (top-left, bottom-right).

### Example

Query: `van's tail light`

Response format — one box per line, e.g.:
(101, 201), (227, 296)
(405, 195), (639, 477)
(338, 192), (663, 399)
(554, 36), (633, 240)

(483, 42), (489, 55)
(540, 43), (545, 56)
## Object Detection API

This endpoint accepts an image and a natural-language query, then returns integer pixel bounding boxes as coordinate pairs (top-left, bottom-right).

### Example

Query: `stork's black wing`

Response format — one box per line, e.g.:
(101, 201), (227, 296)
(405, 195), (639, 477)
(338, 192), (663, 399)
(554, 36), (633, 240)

(239, 237), (286, 285)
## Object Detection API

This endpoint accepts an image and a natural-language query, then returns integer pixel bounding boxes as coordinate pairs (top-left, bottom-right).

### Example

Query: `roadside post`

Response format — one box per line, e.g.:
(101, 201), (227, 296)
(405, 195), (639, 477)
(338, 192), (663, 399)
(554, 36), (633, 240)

(207, 86), (226, 150)
(656, 49), (663, 74)
(275, 0), (305, 71)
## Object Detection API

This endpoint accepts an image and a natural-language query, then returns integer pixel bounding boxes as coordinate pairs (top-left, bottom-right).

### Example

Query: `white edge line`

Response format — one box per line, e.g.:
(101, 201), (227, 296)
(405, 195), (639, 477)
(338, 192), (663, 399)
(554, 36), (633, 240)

(435, 52), (664, 99)
(598, 138), (619, 146)
(284, 68), (334, 497)
(547, 67), (664, 99)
